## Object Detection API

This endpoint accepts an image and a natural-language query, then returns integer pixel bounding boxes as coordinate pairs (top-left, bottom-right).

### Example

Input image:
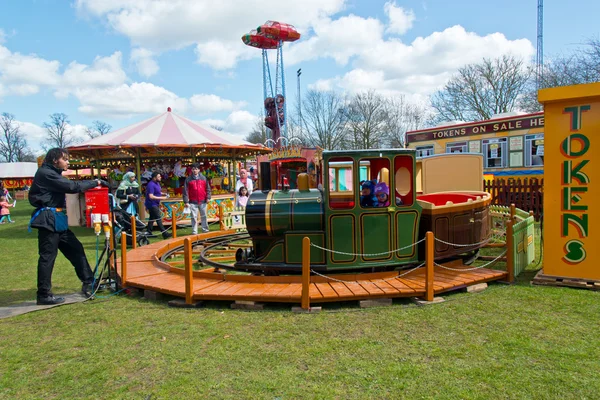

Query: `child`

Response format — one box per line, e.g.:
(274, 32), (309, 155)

(360, 180), (378, 207)
(374, 182), (390, 207)
(237, 186), (249, 208)
(0, 195), (15, 223)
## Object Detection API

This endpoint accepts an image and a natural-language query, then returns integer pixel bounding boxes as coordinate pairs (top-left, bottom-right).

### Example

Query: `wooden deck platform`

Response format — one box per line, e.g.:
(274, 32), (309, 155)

(118, 233), (508, 305)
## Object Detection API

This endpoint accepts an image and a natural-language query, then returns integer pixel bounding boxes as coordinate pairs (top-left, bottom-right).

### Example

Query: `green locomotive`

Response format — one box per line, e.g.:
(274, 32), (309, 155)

(237, 149), (491, 273)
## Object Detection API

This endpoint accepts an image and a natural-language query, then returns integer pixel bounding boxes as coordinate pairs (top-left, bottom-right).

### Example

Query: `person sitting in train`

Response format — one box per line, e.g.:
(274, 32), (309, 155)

(360, 180), (378, 207)
(374, 182), (390, 207)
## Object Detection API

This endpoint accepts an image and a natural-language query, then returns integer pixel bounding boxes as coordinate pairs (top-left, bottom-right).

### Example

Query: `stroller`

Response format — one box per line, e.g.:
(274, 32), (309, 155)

(109, 194), (153, 247)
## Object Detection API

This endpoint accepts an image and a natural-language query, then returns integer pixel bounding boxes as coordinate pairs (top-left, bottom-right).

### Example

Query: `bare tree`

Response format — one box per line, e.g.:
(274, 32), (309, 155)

(519, 38), (600, 112)
(430, 55), (531, 123)
(0, 112), (32, 162)
(43, 113), (74, 149)
(284, 113), (309, 147)
(384, 97), (430, 147)
(300, 90), (347, 150)
(86, 120), (112, 139)
(342, 90), (389, 150)
(245, 117), (268, 145)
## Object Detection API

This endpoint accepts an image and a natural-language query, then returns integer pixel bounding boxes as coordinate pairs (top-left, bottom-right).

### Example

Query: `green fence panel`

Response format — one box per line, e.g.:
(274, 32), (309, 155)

(512, 212), (535, 276)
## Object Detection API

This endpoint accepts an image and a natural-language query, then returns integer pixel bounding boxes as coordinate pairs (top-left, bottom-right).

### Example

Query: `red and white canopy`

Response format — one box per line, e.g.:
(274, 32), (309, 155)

(69, 108), (265, 150)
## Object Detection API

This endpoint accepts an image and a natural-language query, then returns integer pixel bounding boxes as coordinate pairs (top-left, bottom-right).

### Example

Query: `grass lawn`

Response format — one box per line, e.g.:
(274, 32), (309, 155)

(1, 203), (599, 399)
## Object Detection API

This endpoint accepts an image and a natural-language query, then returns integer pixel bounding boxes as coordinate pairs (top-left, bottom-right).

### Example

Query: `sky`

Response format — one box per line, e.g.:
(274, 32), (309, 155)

(1, 0), (599, 154)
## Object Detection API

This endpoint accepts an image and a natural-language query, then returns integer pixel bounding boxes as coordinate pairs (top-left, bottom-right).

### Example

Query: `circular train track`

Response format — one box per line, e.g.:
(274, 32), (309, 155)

(158, 231), (481, 276)
(160, 232), (253, 271)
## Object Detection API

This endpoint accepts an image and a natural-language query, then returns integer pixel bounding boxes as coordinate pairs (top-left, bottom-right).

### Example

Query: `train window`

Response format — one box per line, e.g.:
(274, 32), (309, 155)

(359, 158), (390, 208)
(525, 134), (544, 166)
(327, 157), (355, 209)
(394, 156), (414, 206)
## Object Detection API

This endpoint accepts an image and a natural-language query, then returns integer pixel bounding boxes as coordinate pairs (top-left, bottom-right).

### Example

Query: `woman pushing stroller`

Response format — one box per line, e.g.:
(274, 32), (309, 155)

(116, 171), (140, 215)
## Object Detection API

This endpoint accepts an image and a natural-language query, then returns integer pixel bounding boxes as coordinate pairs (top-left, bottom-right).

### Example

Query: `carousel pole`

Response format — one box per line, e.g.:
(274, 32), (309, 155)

(134, 148), (141, 181)
(231, 150), (238, 194)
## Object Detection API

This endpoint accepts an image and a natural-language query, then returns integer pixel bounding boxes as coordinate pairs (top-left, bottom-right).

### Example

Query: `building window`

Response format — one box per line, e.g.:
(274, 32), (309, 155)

(525, 134), (544, 166)
(482, 138), (508, 168)
(416, 145), (434, 158)
(446, 141), (468, 153)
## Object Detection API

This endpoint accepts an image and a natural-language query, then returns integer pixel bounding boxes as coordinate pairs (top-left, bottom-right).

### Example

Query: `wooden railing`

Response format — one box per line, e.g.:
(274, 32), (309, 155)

(484, 178), (543, 221)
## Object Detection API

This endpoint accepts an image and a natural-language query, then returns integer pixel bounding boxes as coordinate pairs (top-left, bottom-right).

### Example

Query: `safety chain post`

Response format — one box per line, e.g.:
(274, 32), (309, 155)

(120, 232), (127, 286)
(172, 219), (177, 238)
(219, 204), (225, 231)
(425, 231), (434, 302)
(510, 203), (516, 222)
(184, 237), (194, 304)
(301, 237), (311, 310)
(506, 219), (515, 283)
(130, 215), (137, 249)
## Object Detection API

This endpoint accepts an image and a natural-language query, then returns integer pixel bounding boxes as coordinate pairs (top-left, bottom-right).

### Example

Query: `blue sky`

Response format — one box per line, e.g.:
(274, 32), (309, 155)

(1, 0), (598, 153)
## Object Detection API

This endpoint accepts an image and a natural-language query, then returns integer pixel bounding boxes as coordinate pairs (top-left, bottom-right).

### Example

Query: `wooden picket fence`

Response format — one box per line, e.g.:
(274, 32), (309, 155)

(483, 178), (544, 221)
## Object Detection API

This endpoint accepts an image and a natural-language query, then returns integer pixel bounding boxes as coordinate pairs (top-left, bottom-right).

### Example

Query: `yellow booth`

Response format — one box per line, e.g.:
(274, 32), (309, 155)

(534, 82), (600, 288)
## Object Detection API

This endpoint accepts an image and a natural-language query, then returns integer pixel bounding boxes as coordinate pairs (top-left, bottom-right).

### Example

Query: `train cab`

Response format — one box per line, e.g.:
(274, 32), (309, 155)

(323, 149), (422, 270)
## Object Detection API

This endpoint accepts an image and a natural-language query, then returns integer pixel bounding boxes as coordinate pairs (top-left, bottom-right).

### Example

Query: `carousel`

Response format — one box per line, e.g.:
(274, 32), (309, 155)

(67, 107), (270, 227)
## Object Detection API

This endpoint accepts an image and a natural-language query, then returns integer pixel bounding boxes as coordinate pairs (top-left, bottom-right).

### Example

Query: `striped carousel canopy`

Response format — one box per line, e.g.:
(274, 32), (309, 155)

(68, 107), (265, 150)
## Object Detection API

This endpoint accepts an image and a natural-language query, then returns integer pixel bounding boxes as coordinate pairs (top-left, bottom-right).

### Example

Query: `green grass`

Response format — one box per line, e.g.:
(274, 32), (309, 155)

(1, 204), (599, 399)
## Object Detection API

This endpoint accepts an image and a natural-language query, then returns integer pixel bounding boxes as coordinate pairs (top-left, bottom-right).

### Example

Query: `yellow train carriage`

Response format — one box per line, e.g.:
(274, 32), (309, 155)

(406, 112), (544, 181)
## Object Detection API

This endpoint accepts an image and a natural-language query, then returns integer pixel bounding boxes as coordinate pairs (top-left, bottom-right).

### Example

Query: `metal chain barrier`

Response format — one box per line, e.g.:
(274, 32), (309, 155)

(310, 262), (426, 284)
(434, 250), (507, 271)
(310, 237), (425, 257)
(434, 236), (491, 248)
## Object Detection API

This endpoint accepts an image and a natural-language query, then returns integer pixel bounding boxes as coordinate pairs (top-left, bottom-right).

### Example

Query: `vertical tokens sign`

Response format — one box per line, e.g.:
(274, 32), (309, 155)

(538, 83), (600, 280)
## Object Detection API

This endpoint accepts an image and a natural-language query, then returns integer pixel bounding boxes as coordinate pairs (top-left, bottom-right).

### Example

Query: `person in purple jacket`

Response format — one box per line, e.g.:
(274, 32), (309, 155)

(144, 172), (171, 239)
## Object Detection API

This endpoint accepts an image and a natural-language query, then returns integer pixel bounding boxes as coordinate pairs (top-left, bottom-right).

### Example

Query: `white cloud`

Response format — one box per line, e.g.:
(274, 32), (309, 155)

(16, 121), (93, 152)
(56, 52), (127, 98)
(385, 2), (415, 35)
(0, 45), (61, 94)
(8, 84), (39, 96)
(19, 121), (47, 144)
(286, 14), (384, 66)
(190, 94), (246, 115)
(75, 0), (346, 68)
(311, 24), (534, 97)
(224, 110), (260, 136)
(130, 48), (159, 77)
(199, 111), (258, 137)
(73, 82), (189, 118)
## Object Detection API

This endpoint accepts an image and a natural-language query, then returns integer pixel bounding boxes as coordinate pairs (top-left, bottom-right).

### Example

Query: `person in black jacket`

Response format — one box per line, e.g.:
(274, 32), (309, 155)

(29, 148), (108, 305)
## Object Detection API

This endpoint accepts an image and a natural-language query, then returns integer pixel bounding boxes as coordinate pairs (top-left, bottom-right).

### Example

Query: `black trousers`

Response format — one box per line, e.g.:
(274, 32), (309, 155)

(146, 205), (168, 238)
(37, 228), (94, 298)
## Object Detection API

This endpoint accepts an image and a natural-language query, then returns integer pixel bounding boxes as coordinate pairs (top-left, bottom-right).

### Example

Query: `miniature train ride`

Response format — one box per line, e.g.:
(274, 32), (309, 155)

(215, 149), (491, 274)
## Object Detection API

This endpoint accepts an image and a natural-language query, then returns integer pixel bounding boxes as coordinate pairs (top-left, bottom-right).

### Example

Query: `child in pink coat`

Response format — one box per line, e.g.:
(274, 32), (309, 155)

(0, 195), (15, 223)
